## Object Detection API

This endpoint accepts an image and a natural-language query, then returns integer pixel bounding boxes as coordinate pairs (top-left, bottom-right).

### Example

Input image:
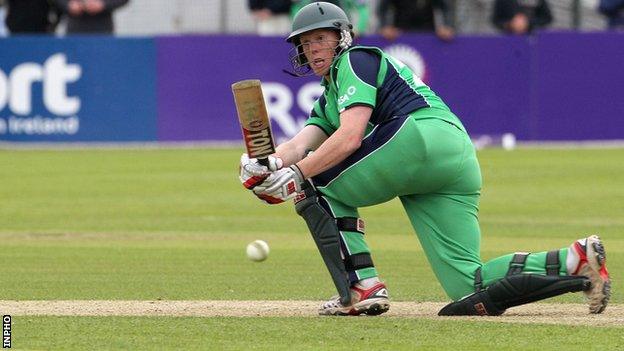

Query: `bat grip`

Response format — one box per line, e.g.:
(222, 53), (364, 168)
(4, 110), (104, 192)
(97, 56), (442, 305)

(258, 157), (270, 167)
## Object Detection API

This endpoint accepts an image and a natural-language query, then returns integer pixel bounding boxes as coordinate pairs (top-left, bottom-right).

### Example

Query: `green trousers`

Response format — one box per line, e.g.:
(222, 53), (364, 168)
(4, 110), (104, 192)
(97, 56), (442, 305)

(311, 108), (569, 300)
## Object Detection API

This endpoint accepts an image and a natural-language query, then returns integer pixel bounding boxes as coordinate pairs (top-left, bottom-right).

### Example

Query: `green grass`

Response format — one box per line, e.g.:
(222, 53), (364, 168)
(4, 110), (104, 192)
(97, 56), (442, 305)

(13, 316), (624, 351)
(1, 147), (623, 350)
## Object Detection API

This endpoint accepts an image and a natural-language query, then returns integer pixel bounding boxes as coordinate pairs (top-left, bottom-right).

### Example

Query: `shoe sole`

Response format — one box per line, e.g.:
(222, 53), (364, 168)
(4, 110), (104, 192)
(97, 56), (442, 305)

(362, 301), (390, 316)
(586, 236), (611, 314)
(319, 298), (390, 316)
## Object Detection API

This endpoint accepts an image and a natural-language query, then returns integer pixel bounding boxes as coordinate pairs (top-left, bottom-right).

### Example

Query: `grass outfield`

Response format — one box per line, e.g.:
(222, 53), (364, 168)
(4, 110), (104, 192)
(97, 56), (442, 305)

(14, 316), (624, 350)
(1, 147), (622, 350)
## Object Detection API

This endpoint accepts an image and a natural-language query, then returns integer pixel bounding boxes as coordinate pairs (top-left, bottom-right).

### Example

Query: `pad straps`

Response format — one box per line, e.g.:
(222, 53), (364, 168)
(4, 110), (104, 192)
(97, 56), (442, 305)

(474, 267), (484, 292)
(344, 253), (374, 271)
(477, 250), (561, 293)
(507, 252), (529, 276)
(336, 216), (374, 272)
(336, 217), (365, 235)
(545, 250), (561, 276)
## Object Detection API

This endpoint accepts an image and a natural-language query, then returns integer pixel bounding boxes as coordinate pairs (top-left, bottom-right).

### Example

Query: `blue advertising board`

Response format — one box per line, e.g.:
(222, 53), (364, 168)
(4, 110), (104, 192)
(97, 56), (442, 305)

(0, 37), (157, 142)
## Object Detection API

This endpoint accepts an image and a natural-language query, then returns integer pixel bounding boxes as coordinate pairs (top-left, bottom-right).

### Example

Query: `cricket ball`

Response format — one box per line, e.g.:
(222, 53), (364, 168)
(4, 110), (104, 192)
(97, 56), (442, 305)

(246, 240), (270, 262)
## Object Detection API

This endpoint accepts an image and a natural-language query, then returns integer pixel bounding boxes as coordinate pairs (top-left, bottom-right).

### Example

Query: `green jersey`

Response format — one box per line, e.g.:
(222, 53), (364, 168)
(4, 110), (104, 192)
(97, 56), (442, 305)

(305, 46), (464, 136)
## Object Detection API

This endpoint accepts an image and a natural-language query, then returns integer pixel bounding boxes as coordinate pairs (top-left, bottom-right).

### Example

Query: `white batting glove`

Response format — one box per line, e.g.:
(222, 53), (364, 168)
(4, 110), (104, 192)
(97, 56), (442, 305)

(253, 165), (305, 203)
(239, 153), (269, 190)
(239, 153), (283, 190)
(263, 155), (284, 172)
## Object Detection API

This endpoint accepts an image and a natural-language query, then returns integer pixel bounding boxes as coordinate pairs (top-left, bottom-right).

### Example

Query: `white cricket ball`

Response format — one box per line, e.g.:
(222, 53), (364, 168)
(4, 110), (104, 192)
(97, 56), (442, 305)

(246, 240), (270, 262)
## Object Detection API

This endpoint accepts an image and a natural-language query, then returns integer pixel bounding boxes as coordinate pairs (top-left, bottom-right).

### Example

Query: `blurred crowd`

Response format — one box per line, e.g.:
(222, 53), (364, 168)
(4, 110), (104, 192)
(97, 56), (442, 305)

(0, 0), (128, 35)
(248, 0), (623, 40)
(0, 0), (622, 37)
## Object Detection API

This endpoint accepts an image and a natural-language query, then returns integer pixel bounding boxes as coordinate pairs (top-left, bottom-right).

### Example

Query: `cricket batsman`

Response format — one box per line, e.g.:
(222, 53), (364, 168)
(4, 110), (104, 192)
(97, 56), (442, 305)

(239, 2), (611, 316)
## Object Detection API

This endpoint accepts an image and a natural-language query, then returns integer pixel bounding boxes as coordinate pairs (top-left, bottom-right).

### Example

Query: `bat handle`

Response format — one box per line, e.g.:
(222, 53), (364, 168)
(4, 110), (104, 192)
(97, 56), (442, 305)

(258, 157), (270, 167)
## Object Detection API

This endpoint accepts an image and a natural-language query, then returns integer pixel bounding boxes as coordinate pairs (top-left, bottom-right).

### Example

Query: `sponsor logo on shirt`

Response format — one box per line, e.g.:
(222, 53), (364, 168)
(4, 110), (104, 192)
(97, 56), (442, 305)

(338, 85), (357, 106)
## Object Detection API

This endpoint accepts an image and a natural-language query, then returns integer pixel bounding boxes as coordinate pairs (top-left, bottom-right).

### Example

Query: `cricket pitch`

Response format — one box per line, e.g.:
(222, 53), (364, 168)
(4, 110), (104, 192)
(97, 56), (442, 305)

(1, 300), (622, 327)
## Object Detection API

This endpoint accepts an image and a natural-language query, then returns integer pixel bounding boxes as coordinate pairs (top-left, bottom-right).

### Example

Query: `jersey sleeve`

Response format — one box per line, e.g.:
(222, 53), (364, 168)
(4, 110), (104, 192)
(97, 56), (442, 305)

(335, 49), (380, 113)
(304, 96), (335, 136)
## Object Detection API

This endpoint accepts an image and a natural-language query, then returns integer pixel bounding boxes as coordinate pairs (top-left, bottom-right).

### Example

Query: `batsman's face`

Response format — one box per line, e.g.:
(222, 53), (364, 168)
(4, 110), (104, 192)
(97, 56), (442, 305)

(299, 29), (340, 77)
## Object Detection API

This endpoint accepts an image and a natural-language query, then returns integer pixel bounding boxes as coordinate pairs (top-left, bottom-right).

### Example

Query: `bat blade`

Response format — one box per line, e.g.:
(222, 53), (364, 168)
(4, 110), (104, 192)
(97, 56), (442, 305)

(231, 79), (275, 165)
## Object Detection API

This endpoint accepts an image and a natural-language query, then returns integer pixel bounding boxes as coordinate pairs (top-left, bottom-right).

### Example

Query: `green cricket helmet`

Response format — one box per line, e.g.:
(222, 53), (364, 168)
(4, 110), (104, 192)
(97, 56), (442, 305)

(286, 2), (354, 76)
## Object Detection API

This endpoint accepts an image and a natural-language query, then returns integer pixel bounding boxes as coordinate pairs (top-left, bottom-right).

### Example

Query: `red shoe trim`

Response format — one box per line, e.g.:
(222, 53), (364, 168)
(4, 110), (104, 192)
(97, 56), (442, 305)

(572, 241), (588, 275)
(599, 262), (610, 281)
(351, 282), (386, 301)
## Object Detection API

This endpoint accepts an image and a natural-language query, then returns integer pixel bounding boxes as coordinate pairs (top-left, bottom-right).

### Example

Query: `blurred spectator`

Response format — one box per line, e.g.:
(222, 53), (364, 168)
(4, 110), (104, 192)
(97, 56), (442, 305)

(492, 0), (553, 35)
(292, 0), (371, 35)
(0, 0), (6, 36)
(53, 0), (129, 34)
(4, 0), (60, 34)
(599, 0), (624, 30)
(248, 0), (292, 36)
(454, 0), (494, 34)
(377, 0), (455, 42)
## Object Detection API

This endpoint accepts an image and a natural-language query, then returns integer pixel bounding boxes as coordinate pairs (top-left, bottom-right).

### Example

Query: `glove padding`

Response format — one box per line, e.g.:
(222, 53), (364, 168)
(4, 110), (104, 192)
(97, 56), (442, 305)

(253, 165), (305, 204)
(239, 153), (283, 190)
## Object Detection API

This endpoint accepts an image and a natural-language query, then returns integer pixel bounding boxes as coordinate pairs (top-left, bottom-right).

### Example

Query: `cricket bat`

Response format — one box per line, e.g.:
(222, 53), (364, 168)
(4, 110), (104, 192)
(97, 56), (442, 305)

(231, 79), (276, 167)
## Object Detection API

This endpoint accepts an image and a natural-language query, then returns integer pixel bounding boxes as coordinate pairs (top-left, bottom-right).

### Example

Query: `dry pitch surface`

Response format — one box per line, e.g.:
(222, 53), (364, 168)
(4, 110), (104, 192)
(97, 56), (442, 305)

(1, 301), (622, 327)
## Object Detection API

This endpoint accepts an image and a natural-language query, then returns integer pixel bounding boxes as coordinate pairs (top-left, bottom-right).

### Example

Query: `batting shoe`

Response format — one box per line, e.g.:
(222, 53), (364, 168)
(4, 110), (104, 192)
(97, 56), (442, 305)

(571, 235), (611, 314)
(319, 282), (390, 316)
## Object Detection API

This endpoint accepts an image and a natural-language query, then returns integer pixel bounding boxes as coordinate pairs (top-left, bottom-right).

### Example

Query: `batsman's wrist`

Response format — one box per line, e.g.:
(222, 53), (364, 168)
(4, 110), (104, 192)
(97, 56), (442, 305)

(290, 164), (305, 182)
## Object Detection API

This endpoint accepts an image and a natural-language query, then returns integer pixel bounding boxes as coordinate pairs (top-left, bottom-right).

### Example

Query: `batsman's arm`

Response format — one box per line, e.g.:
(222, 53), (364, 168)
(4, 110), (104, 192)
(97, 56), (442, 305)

(274, 125), (327, 167)
(252, 107), (371, 201)
(295, 105), (371, 179)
